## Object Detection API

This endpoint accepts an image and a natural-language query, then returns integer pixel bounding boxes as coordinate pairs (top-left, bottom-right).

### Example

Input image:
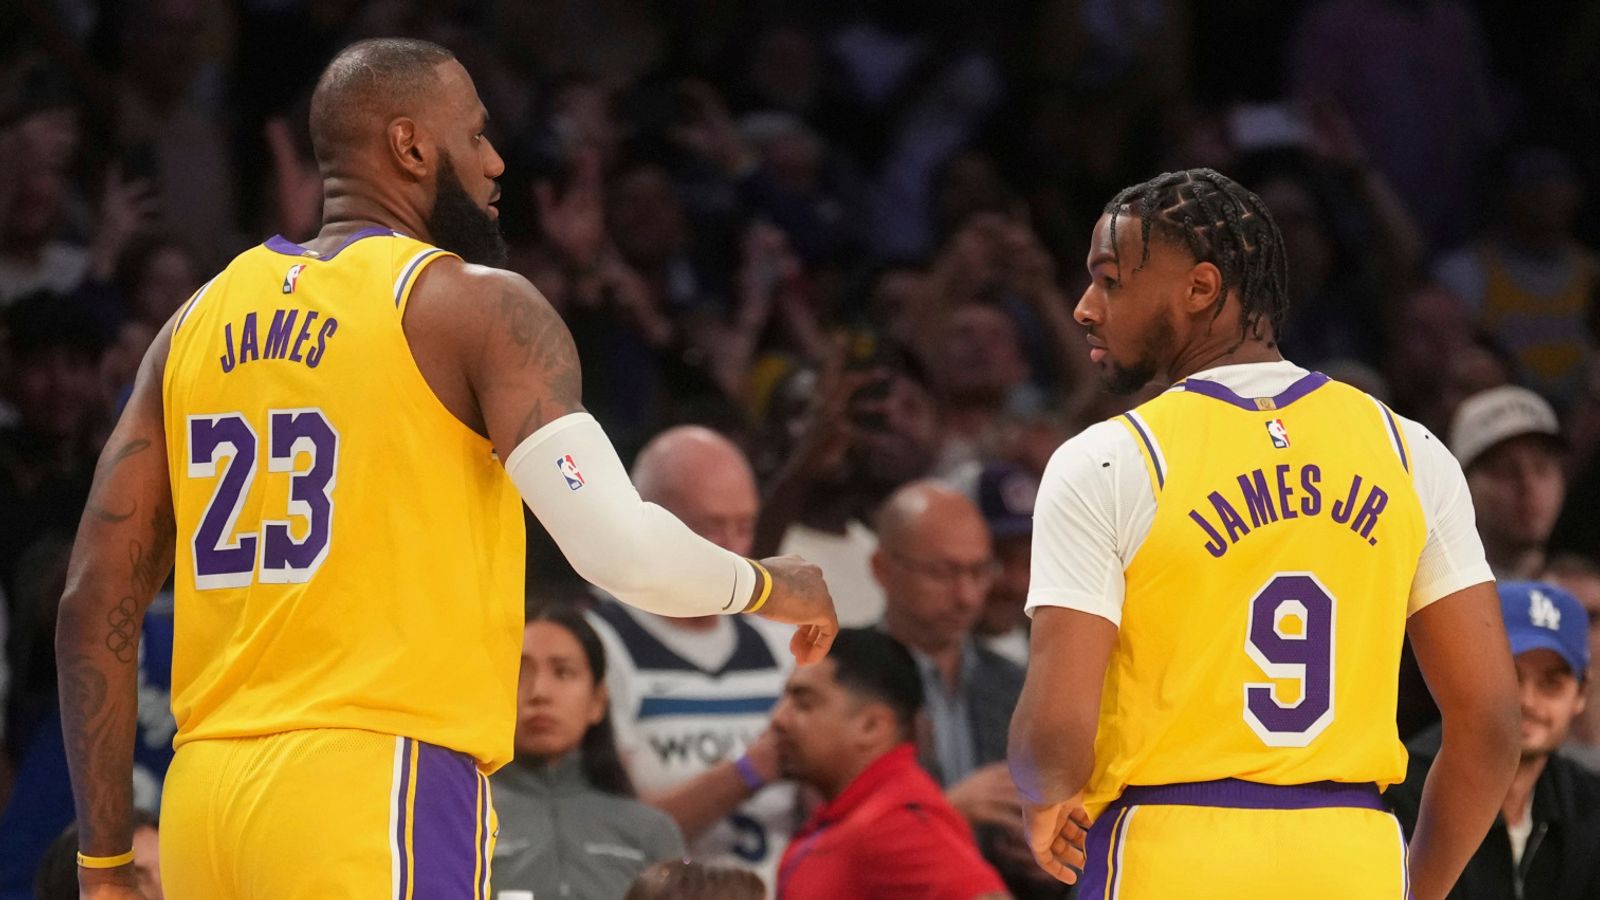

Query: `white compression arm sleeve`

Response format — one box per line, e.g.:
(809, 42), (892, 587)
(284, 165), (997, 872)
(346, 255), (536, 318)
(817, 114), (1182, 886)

(506, 412), (757, 617)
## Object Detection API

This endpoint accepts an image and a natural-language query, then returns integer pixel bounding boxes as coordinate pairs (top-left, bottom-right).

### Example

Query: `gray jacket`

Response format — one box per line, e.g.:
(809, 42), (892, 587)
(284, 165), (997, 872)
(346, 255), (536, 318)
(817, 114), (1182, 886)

(491, 753), (685, 900)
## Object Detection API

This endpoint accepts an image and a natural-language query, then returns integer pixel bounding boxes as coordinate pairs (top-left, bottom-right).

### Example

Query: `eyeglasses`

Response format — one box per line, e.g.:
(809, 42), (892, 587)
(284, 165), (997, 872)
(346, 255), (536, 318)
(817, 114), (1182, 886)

(888, 551), (1002, 585)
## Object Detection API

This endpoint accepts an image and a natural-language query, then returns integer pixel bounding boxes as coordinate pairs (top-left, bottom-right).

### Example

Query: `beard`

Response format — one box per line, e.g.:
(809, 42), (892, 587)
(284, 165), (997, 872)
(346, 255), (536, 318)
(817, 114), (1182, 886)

(1101, 314), (1176, 396)
(426, 154), (507, 267)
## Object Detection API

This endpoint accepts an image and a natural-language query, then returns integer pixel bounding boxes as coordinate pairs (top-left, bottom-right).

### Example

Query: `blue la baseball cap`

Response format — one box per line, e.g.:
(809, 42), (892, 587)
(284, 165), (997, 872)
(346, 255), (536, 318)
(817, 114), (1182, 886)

(1499, 581), (1590, 680)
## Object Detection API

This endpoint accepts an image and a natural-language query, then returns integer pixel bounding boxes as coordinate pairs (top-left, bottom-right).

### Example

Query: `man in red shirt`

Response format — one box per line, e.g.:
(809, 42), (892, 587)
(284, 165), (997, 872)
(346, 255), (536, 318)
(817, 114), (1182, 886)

(772, 629), (1008, 899)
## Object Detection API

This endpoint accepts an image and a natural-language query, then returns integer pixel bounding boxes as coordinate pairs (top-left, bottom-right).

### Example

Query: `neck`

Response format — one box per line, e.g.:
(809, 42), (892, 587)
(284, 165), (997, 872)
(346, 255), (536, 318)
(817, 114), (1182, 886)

(1167, 337), (1283, 385)
(887, 617), (964, 687)
(821, 744), (897, 801)
(1501, 754), (1548, 825)
(315, 187), (431, 249)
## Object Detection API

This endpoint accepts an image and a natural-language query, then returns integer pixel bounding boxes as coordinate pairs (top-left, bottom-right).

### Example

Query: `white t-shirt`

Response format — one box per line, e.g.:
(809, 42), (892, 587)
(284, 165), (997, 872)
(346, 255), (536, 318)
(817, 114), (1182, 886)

(779, 519), (886, 627)
(1027, 361), (1493, 625)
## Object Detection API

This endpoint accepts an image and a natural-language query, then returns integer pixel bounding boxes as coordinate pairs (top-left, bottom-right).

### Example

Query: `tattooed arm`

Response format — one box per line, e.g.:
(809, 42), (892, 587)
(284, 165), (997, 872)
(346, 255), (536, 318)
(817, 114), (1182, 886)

(402, 263), (837, 659)
(56, 319), (175, 896)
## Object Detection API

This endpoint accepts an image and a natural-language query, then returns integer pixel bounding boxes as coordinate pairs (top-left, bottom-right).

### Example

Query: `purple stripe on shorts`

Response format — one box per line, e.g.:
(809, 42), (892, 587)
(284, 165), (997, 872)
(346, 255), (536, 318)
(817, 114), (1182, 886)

(1181, 371), (1331, 411)
(1113, 778), (1384, 812)
(396, 739), (414, 900)
(1078, 805), (1127, 900)
(410, 741), (482, 899)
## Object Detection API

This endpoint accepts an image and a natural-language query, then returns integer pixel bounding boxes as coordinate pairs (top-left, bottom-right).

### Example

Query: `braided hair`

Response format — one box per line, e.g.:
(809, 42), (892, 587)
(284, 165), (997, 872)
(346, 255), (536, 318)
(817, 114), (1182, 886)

(1103, 169), (1291, 343)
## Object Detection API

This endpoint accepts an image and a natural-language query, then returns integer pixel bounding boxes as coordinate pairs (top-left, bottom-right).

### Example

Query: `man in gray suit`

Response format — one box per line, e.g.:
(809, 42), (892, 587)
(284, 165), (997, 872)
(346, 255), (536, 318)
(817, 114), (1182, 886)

(872, 481), (1063, 897)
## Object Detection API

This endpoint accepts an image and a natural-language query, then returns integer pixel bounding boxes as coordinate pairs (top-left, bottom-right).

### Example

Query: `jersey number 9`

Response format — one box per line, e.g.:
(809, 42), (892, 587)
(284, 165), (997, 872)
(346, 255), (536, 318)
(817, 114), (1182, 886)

(1243, 573), (1335, 747)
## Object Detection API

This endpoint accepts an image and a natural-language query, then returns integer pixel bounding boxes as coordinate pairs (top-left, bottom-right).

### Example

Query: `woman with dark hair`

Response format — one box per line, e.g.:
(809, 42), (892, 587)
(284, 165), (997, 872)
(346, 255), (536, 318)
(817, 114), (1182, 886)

(492, 603), (685, 900)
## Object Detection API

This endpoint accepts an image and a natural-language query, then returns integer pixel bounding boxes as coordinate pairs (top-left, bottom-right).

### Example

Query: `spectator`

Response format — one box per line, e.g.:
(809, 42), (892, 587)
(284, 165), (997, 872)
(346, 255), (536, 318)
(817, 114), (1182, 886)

(1544, 554), (1600, 771)
(970, 463), (1038, 668)
(492, 604), (685, 900)
(870, 480), (1050, 896)
(1434, 147), (1598, 407)
(1389, 582), (1600, 899)
(33, 810), (162, 900)
(1449, 385), (1565, 579)
(111, 0), (238, 264)
(771, 628), (1006, 900)
(588, 427), (798, 889)
(0, 162), (88, 307)
(0, 542), (173, 897)
(756, 348), (941, 626)
(1289, 0), (1500, 250)
(624, 860), (766, 900)
(1385, 282), (1481, 435)
(0, 292), (108, 607)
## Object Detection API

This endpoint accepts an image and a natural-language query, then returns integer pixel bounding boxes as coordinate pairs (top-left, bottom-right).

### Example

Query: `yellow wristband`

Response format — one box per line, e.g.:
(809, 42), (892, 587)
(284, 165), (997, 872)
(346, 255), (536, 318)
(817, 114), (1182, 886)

(744, 560), (773, 614)
(77, 849), (136, 869)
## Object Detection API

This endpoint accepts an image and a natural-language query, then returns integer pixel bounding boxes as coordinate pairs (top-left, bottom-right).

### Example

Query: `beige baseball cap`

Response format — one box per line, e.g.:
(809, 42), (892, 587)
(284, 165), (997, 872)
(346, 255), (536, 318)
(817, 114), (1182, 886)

(1448, 385), (1562, 470)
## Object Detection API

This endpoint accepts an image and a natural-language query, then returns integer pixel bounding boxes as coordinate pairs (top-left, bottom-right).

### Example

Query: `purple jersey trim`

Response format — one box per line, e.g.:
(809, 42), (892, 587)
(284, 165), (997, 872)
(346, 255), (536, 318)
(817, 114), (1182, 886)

(1111, 778), (1385, 812)
(1379, 404), (1409, 472)
(1119, 413), (1165, 488)
(1180, 371), (1331, 411)
(263, 225), (397, 260)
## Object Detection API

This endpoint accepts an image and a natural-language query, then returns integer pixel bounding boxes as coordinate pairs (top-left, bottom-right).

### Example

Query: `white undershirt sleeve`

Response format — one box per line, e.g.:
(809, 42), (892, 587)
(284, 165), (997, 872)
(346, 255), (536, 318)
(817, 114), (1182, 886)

(1026, 421), (1156, 627)
(507, 413), (757, 617)
(1400, 417), (1495, 615)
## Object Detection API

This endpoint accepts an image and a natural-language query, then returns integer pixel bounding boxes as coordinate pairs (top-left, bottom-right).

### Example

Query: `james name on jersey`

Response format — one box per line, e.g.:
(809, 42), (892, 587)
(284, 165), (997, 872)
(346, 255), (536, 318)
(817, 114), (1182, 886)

(1187, 463), (1392, 559)
(218, 306), (339, 373)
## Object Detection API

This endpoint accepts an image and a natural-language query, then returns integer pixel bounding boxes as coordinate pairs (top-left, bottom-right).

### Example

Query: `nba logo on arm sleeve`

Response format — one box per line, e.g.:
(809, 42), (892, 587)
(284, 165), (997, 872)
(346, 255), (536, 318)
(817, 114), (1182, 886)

(556, 454), (586, 490)
(282, 264), (306, 294)
(1266, 419), (1290, 449)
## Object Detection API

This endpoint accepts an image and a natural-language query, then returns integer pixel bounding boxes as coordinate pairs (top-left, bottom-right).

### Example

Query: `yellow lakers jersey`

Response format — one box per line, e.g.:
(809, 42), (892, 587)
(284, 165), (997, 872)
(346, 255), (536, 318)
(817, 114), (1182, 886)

(1085, 372), (1426, 818)
(162, 229), (525, 770)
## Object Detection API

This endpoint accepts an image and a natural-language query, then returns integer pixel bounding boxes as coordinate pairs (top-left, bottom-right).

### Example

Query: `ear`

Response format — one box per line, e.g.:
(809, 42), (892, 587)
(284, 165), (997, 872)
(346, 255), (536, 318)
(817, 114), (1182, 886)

(870, 547), (890, 590)
(854, 700), (898, 749)
(1184, 260), (1224, 314)
(587, 680), (609, 727)
(387, 117), (429, 180)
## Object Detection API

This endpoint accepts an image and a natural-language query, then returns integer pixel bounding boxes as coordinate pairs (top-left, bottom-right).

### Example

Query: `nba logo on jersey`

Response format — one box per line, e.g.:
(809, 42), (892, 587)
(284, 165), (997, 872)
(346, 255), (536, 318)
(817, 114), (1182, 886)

(1530, 589), (1563, 629)
(282, 264), (306, 294)
(1266, 418), (1290, 449)
(556, 454), (586, 490)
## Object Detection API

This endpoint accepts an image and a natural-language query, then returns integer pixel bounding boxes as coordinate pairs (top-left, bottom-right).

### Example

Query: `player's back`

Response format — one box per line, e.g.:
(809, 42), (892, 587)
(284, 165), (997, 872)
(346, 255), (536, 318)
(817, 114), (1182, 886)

(162, 228), (525, 769)
(1090, 371), (1427, 816)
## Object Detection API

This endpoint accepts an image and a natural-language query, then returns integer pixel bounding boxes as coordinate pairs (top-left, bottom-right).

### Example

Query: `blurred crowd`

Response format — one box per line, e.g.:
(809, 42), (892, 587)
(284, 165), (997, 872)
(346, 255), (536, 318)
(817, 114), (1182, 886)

(4, 0), (1600, 897)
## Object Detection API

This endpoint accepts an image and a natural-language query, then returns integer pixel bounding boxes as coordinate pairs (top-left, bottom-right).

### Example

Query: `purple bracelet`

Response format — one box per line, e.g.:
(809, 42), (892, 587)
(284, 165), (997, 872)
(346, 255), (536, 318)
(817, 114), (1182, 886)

(734, 754), (766, 792)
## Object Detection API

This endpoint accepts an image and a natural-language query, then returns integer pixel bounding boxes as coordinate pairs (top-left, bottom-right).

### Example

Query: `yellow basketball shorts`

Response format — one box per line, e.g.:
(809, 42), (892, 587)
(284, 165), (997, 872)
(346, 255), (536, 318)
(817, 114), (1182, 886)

(160, 728), (497, 899)
(1078, 779), (1409, 900)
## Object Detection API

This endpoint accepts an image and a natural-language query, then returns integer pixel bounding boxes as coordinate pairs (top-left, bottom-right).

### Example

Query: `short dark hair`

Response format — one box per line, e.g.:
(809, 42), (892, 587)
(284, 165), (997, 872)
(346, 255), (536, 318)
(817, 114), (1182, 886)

(308, 38), (457, 167)
(827, 628), (924, 740)
(624, 860), (765, 900)
(1103, 168), (1291, 343)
